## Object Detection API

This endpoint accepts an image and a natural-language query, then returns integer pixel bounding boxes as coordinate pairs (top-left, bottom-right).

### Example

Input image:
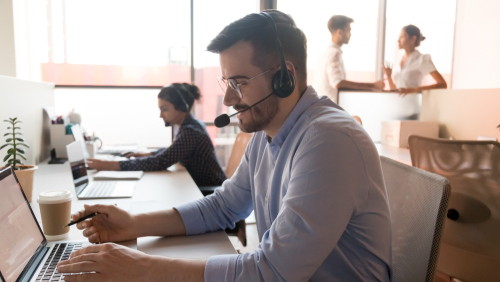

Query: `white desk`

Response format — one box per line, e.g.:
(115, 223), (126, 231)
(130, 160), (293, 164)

(30, 160), (236, 259)
(375, 143), (412, 165)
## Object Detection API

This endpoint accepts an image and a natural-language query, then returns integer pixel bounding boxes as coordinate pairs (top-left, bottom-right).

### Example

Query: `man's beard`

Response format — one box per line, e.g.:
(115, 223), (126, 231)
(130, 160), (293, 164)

(237, 95), (279, 133)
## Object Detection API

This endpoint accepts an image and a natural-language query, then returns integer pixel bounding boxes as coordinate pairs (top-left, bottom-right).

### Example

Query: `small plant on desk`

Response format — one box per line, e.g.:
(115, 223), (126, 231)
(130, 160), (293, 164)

(0, 117), (30, 170)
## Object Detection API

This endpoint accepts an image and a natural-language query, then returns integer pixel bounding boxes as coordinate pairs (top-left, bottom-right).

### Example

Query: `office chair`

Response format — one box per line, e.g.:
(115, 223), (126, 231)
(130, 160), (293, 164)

(380, 156), (450, 282)
(200, 132), (254, 246)
(408, 135), (500, 282)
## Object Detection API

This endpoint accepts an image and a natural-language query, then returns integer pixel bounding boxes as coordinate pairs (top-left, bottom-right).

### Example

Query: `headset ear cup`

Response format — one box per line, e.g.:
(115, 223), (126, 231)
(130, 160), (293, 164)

(272, 69), (296, 98)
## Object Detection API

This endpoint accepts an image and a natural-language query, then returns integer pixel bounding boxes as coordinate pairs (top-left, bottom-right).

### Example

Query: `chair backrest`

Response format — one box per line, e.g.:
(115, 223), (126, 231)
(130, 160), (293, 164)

(380, 156), (450, 282)
(408, 135), (500, 282)
(225, 132), (253, 179)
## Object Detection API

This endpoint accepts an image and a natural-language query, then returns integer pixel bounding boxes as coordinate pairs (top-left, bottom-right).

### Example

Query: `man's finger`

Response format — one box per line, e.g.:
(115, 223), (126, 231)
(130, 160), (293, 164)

(69, 244), (105, 258)
(57, 261), (99, 274)
(58, 253), (101, 267)
(82, 226), (97, 238)
(63, 273), (102, 282)
(76, 219), (92, 230)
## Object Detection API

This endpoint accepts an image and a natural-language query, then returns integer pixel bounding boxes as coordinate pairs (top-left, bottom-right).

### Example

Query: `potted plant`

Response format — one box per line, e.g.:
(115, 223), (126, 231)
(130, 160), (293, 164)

(0, 117), (37, 202)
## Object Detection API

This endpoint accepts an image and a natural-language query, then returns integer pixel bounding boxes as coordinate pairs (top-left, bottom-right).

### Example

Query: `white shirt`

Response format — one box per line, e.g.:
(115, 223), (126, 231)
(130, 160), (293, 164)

(393, 50), (436, 89)
(314, 42), (345, 103)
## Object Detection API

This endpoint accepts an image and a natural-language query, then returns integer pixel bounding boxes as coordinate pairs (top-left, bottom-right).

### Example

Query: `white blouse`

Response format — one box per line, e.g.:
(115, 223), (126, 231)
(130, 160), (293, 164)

(393, 50), (437, 89)
(314, 42), (345, 102)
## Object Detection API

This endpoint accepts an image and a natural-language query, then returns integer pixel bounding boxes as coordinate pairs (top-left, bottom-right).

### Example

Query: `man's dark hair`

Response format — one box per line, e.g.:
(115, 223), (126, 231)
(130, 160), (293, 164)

(207, 10), (307, 77)
(327, 15), (354, 33)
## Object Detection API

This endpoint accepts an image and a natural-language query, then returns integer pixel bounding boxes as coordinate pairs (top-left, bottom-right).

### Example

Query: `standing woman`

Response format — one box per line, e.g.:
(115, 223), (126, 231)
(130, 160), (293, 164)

(87, 83), (227, 187)
(383, 25), (447, 97)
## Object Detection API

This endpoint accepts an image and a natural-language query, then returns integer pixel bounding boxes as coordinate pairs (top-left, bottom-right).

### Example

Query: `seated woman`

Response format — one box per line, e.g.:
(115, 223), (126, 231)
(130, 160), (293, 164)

(383, 24), (447, 97)
(87, 83), (227, 187)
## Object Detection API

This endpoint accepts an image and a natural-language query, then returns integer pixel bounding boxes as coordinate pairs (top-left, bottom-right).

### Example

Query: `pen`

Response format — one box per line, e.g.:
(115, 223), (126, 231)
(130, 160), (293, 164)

(64, 212), (100, 227)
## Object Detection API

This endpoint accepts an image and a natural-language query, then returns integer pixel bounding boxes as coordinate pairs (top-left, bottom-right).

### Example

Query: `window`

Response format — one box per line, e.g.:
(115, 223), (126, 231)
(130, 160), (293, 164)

(278, 0), (381, 85)
(41, 0), (191, 86)
(384, 0), (456, 87)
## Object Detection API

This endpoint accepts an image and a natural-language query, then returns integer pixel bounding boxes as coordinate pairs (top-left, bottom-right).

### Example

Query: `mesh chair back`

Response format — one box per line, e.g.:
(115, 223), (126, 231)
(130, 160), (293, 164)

(408, 135), (500, 282)
(381, 156), (450, 282)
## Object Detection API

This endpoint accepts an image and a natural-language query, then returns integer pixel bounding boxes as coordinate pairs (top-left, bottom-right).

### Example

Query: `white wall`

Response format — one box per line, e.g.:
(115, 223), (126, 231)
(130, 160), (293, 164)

(54, 88), (171, 149)
(0, 75), (55, 166)
(0, 0), (17, 77)
(452, 0), (500, 89)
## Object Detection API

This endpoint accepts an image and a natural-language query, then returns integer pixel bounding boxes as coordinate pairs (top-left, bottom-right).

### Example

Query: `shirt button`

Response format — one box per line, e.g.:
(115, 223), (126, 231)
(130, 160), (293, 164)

(274, 160), (277, 165)
(265, 197), (269, 203)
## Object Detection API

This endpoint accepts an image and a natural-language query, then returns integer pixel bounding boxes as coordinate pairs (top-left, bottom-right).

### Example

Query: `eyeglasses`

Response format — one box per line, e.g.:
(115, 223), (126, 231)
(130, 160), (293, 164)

(217, 66), (279, 98)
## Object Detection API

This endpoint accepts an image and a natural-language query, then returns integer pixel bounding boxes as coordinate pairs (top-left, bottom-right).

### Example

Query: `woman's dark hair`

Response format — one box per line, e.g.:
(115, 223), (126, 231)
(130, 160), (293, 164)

(403, 25), (426, 47)
(158, 83), (201, 112)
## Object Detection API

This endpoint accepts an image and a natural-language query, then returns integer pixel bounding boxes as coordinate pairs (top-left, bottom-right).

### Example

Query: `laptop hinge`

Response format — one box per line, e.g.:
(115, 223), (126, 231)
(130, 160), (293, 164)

(20, 246), (49, 282)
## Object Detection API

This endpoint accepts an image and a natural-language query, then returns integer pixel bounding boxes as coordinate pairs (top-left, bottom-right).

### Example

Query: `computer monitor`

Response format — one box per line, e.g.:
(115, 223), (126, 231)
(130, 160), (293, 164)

(337, 90), (421, 143)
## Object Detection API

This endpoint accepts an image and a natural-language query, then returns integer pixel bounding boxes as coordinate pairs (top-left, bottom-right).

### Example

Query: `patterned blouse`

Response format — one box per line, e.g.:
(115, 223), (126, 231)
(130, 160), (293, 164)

(119, 115), (227, 187)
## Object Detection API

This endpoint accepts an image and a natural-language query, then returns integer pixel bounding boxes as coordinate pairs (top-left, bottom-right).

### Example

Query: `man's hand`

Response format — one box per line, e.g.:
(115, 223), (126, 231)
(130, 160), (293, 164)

(57, 243), (206, 282)
(398, 88), (418, 97)
(373, 80), (385, 91)
(73, 204), (138, 243)
(124, 152), (153, 158)
(86, 159), (120, 171)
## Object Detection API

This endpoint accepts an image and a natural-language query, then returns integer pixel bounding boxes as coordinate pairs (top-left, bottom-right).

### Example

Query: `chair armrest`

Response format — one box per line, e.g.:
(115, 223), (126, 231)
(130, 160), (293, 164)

(198, 186), (221, 196)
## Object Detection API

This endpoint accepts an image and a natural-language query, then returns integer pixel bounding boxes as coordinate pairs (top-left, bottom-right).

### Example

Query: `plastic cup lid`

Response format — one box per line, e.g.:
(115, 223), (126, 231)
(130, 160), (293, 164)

(37, 190), (72, 204)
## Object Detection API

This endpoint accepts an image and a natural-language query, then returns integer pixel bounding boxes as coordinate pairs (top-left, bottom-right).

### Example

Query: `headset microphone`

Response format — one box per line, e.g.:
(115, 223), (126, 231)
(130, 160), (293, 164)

(214, 92), (275, 128)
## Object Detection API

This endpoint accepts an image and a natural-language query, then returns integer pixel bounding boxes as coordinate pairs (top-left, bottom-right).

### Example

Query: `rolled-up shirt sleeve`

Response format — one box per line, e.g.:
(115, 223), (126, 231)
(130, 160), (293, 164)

(178, 127), (369, 281)
(326, 51), (345, 88)
(119, 128), (199, 171)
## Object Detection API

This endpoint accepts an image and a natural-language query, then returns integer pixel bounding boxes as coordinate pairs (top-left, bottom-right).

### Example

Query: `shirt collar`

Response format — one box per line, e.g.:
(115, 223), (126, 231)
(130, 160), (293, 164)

(180, 114), (196, 128)
(269, 86), (318, 146)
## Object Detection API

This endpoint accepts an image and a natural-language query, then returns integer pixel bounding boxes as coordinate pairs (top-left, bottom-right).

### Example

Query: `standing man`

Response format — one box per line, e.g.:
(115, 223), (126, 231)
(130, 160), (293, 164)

(315, 15), (385, 102)
(58, 10), (392, 282)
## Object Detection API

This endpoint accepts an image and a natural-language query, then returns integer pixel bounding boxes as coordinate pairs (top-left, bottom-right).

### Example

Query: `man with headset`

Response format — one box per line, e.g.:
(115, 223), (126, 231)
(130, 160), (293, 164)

(58, 10), (392, 281)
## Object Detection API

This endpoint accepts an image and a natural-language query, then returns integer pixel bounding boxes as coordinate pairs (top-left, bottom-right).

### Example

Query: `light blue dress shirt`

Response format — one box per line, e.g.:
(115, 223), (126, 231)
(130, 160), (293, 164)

(176, 86), (392, 281)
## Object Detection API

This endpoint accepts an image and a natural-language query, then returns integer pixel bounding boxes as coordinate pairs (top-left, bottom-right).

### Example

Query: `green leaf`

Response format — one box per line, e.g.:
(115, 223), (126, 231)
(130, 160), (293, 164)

(17, 153), (26, 161)
(0, 144), (10, 150)
(13, 121), (22, 124)
(7, 159), (21, 164)
(13, 127), (21, 130)
(16, 148), (25, 154)
(3, 154), (12, 162)
(17, 143), (30, 148)
(6, 138), (13, 142)
(7, 148), (15, 154)
(15, 138), (25, 142)
(3, 120), (13, 123)
(3, 133), (12, 136)
(12, 117), (17, 122)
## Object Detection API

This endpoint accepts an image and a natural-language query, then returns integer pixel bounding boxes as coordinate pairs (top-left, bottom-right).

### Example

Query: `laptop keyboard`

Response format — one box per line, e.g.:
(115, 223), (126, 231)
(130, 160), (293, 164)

(35, 242), (88, 282)
(85, 182), (118, 197)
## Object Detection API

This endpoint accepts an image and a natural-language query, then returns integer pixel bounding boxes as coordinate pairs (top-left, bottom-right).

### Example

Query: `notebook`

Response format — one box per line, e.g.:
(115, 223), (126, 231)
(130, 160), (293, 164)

(93, 171), (144, 180)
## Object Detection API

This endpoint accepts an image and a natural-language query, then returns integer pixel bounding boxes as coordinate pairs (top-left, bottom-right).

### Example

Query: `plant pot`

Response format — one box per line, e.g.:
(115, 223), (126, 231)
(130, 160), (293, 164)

(1, 165), (38, 202)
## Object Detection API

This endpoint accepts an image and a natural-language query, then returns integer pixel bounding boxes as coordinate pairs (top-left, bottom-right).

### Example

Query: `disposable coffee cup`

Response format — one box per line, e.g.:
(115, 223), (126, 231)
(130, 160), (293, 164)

(37, 190), (72, 241)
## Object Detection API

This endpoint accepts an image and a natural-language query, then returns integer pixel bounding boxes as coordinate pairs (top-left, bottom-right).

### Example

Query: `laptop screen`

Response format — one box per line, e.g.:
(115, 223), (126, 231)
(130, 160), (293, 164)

(0, 168), (45, 282)
(70, 159), (88, 188)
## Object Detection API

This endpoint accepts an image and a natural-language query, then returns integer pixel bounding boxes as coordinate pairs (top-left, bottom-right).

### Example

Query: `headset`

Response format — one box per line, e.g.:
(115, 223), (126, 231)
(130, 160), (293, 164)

(214, 12), (297, 128)
(260, 11), (296, 98)
(166, 84), (190, 113)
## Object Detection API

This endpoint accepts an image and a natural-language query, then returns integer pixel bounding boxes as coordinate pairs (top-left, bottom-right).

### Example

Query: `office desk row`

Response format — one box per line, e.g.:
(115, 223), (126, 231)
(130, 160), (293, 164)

(30, 159), (236, 259)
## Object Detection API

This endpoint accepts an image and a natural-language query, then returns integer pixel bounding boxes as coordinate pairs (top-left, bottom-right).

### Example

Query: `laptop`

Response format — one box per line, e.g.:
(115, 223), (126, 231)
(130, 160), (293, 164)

(66, 141), (136, 199)
(0, 167), (90, 282)
(69, 158), (136, 199)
